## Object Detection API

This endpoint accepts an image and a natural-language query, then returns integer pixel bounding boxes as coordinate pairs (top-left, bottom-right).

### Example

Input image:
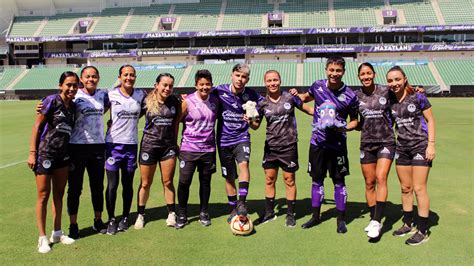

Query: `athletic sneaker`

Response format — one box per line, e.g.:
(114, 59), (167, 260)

(49, 231), (75, 244)
(175, 215), (188, 229)
(118, 217), (129, 231)
(258, 210), (277, 225)
(392, 223), (416, 237)
(405, 231), (429, 246)
(301, 216), (320, 229)
(166, 212), (177, 227)
(134, 214), (145, 230)
(93, 219), (107, 234)
(37, 236), (51, 254)
(199, 212), (212, 227)
(107, 218), (118, 235)
(227, 209), (237, 224)
(364, 221), (371, 232)
(367, 220), (382, 238)
(285, 213), (296, 228)
(337, 221), (348, 234)
(68, 223), (79, 239)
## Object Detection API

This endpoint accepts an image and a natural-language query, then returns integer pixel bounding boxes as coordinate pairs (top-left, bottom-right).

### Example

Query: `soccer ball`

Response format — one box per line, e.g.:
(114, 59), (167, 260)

(230, 215), (254, 236)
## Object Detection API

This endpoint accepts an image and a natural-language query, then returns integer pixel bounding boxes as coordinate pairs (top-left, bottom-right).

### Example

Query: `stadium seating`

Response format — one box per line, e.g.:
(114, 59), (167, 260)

(390, 0), (439, 25)
(8, 16), (44, 37)
(91, 8), (130, 34)
(303, 62), (327, 86)
(174, 0), (221, 31)
(221, 0), (274, 30)
(184, 63), (234, 87)
(437, 0), (474, 25)
(279, 0), (330, 28)
(124, 5), (171, 33)
(39, 13), (89, 36)
(13, 66), (77, 90)
(433, 60), (474, 86)
(0, 67), (24, 89)
(246, 62), (298, 87)
(334, 0), (383, 27)
(134, 66), (186, 89)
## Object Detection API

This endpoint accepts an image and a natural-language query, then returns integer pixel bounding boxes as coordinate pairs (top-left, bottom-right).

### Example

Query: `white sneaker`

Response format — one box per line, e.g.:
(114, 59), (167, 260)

(37, 236), (51, 254)
(364, 221), (372, 232)
(134, 214), (145, 229)
(49, 231), (75, 245)
(367, 220), (382, 238)
(166, 212), (176, 227)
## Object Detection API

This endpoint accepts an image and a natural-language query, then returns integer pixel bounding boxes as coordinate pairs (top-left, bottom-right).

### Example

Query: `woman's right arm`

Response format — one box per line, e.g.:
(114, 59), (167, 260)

(28, 114), (47, 169)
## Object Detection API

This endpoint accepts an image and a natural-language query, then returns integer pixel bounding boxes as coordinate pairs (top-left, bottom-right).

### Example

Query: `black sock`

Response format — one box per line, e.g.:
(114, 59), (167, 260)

(368, 205), (375, 220)
(265, 197), (275, 213)
(312, 207), (321, 220)
(138, 205), (145, 215)
(287, 200), (296, 215)
(167, 204), (175, 213)
(227, 195), (237, 212)
(337, 210), (345, 223)
(418, 216), (429, 234)
(238, 181), (249, 202)
(374, 201), (386, 222)
(402, 210), (414, 225)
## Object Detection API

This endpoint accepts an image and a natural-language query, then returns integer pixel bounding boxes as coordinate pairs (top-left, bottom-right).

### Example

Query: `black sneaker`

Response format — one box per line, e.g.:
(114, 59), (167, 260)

(301, 216), (320, 229)
(393, 223), (416, 237)
(199, 212), (212, 227)
(93, 219), (106, 234)
(118, 217), (129, 231)
(175, 215), (188, 229)
(285, 213), (296, 228)
(227, 209), (237, 224)
(405, 231), (429, 246)
(107, 218), (118, 235)
(337, 221), (348, 234)
(68, 223), (80, 239)
(257, 211), (277, 225)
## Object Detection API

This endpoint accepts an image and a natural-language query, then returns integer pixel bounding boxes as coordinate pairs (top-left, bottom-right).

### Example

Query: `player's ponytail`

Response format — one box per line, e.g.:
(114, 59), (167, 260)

(145, 73), (175, 115)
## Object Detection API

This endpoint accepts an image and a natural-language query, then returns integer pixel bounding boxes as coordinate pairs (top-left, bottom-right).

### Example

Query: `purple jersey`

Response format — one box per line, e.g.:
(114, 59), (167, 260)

(258, 91), (302, 147)
(70, 88), (109, 144)
(142, 95), (181, 147)
(391, 92), (431, 147)
(212, 84), (264, 147)
(307, 79), (358, 151)
(180, 92), (218, 152)
(38, 94), (76, 157)
(356, 85), (395, 145)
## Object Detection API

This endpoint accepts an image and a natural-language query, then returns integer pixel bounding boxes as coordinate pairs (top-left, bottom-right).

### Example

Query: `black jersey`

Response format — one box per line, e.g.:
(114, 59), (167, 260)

(391, 92), (431, 147)
(258, 91), (303, 147)
(38, 94), (76, 158)
(142, 95), (181, 147)
(356, 85), (395, 145)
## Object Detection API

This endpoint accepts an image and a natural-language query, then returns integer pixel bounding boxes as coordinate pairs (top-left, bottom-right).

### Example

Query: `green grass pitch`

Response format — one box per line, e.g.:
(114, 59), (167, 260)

(0, 98), (473, 264)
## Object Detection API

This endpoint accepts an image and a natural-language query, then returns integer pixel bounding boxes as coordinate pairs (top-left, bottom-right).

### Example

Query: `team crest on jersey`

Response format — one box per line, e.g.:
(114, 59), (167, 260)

(170, 106), (176, 114)
(42, 160), (51, 169)
(180, 161), (185, 168)
(337, 94), (346, 102)
(141, 152), (149, 161)
(284, 103), (291, 110)
(107, 157), (115, 165)
(407, 104), (416, 113)
(379, 97), (387, 105)
(242, 94), (249, 101)
(360, 151), (365, 159)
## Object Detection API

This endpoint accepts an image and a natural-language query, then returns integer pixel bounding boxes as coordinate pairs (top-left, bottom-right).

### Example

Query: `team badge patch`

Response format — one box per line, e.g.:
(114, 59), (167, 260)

(379, 97), (387, 105)
(284, 103), (291, 110)
(337, 94), (346, 102)
(170, 106), (176, 114)
(407, 104), (416, 113)
(42, 160), (51, 169)
(141, 152), (149, 161)
(107, 157), (115, 165)
(180, 161), (185, 168)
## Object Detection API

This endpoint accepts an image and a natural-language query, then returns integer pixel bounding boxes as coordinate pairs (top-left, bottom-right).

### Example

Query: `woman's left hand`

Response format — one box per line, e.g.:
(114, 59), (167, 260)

(426, 143), (436, 161)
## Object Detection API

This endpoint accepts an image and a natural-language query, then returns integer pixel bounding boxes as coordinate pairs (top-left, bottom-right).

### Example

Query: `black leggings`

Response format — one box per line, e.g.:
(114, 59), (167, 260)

(106, 168), (135, 219)
(67, 144), (105, 216)
(178, 172), (212, 215)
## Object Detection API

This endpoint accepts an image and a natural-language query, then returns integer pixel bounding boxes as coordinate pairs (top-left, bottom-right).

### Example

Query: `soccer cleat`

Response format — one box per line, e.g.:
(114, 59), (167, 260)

(68, 223), (80, 239)
(405, 231), (429, 246)
(301, 216), (320, 229)
(166, 212), (177, 227)
(367, 220), (382, 238)
(107, 218), (118, 235)
(257, 210), (277, 225)
(93, 219), (107, 234)
(227, 208), (237, 224)
(285, 213), (296, 228)
(134, 214), (145, 230)
(199, 212), (212, 227)
(364, 221), (371, 232)
(118, 217), (129, 231)
(337, 221), (348, 234)
(392, 223), (416, 237)
(175, 215), (188, 229)
(37, 236), (51, 254)
(50, 231), (75, 245)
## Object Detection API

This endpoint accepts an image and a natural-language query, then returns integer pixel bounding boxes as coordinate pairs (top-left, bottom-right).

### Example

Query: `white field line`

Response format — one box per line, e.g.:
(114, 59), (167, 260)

(0, 160), (26, 169)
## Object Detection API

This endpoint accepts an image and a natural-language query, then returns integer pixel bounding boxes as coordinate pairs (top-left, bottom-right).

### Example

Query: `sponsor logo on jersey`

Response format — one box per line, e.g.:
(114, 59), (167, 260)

(337, 94), (346, 102)
(107, 157), (115, 165)
(380, 147), (391, 154)
(413, 153), (425, 160)
(360, 151), (365, 159)
(242, 94), (249, 101)
(141, 152), (149, 161)
(408, 104), (416, 113)
(318, 86), (323, 92)
(221, 167), (227, 176)
(379, 97), (387, 105)
(265, 109), (272, 114)
(359, 101), (366, 106)
(284, 103), (291, 110)
(113, 101), (121, 106)
(231, 103), (239, 108)
(57, 111), (66, 118)
(340, 166), (347, 173)
(170, 106), (176, 114)
(180, 161), (185, 168)
(42, 160), (52, 169)
(222, 93), (229, 98)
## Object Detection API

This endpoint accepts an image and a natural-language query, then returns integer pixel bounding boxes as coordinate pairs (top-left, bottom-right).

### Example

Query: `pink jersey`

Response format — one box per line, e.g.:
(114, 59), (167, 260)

(180, 92), (218, 152)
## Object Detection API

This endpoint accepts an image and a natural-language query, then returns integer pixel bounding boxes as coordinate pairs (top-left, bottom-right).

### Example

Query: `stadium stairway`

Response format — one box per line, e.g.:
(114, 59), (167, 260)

(6, 69), (29, 90)
(428, 62), (448, 92)
(33, 20), (48, 37)
(119, 9), (134, 34)
(328, 0), (336, 27)
(431, 0), (446, 25)
(296, 63), (304, 87)
(178, 65), (193, 87)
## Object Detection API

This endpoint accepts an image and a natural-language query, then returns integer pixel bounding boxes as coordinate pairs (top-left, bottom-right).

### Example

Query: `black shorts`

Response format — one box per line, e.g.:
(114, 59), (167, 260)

(396, 142), (432, 167)
(262, 142), (299, 173)
(139, 144), (178, 165)
(360, 142), (396, 164)
(35, 155), (70, 175)
(69, 144), (105, 172)
(308, 144), (349, 181)
(218, 142), (251, 180)
(179, 151), (216, 179)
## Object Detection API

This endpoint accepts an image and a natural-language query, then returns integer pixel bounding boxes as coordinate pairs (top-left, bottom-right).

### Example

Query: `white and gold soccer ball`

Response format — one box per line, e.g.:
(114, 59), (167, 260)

(230, 215), (254, 236)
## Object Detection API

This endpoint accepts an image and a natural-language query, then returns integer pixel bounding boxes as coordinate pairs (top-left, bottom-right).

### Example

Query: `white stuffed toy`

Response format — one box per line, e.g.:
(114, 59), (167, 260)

(242, 101), (259, 120)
